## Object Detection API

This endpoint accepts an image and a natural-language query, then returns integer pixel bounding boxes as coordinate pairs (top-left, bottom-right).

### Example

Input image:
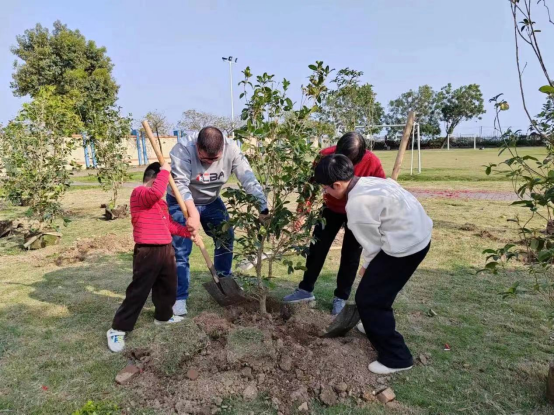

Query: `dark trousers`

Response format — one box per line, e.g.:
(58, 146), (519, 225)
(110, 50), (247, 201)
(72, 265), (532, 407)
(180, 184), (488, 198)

(355, 242), (431, 368)
(299, 208), (362, 300)
(112, 244), (177, 332)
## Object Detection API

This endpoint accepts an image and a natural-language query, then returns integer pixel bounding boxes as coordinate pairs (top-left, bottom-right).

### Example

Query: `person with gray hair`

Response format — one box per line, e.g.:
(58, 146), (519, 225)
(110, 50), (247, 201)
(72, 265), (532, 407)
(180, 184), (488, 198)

(167, 126), (269, 316)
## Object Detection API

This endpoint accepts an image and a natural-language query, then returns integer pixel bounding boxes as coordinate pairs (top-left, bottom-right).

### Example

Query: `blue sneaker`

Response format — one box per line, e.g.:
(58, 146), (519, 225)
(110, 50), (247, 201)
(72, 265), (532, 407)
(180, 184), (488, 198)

(282, 288), (315, 303)
(331, 297), (346, 316)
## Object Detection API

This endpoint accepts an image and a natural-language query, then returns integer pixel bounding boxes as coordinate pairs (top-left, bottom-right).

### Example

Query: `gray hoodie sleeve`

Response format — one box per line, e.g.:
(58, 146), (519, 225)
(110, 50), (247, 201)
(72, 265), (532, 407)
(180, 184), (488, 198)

(169, 144), (194, 201)
(230, 143), (268, 211)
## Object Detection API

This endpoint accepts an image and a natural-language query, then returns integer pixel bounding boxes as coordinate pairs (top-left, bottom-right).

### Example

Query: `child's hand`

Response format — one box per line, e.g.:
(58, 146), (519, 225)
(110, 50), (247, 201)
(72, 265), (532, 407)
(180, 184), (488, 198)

(161, 162), (171, 172)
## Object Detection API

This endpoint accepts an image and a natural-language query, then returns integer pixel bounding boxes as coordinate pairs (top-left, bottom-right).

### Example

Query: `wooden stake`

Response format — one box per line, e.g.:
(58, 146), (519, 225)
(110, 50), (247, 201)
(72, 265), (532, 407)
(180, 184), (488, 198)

(391, 111), (416, 181)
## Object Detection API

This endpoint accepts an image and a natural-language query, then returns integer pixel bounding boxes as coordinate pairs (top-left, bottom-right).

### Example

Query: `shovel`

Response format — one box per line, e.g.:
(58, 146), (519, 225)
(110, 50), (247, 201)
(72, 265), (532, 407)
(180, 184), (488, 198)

(142, 121), (245, 307)
(321, 111), (416, 337)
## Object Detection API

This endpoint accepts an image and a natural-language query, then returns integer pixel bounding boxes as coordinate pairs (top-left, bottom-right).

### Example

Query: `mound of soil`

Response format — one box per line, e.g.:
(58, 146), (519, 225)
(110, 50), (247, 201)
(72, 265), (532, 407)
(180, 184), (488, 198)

(103, 204), (129, 220)
(126, 301), (387, 414)
(54, 233), (134, 266)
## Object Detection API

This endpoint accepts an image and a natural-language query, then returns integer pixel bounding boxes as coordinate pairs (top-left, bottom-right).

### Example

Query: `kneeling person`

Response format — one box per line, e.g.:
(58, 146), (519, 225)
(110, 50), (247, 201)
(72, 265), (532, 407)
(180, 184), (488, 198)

(314, 154), (433, 375)
(107, 162), (192, 353)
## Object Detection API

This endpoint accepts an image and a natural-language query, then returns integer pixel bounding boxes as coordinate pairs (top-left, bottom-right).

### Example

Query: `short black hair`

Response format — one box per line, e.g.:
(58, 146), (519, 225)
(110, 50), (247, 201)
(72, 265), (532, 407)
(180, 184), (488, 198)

(143, 162), (161, 183)
(335, 132), (367, 165)
(314, 154), (354, 186)
(197, 126), (224, 156)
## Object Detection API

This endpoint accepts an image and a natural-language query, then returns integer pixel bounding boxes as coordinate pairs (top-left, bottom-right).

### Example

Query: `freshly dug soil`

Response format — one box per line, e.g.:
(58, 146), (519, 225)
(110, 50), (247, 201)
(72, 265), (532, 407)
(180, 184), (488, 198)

(54, 233), (133, 266)
(0, 220), (14, 238)
(103, 204), (129, 220)
(126, 301), (386, 414)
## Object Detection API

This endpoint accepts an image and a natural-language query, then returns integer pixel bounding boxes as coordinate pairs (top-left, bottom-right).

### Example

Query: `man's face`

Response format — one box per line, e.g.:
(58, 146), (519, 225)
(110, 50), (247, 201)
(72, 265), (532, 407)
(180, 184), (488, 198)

(197, 147), (223, 166)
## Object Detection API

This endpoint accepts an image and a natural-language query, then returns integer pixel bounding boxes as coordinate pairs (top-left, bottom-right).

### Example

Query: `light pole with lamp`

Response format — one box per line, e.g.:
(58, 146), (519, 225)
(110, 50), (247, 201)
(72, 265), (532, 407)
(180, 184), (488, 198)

(222, 56), (237, 136)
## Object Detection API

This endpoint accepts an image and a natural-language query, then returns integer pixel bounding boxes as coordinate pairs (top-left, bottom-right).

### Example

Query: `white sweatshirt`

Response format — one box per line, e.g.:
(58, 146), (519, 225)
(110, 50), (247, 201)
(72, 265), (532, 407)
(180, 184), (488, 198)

(345, 177), (433, 268)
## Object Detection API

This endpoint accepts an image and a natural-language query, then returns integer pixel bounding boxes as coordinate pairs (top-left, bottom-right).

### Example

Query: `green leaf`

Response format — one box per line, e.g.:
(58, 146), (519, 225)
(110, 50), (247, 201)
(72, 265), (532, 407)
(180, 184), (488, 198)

(485, 261), (499, 269)
(539, 85), (554, 94)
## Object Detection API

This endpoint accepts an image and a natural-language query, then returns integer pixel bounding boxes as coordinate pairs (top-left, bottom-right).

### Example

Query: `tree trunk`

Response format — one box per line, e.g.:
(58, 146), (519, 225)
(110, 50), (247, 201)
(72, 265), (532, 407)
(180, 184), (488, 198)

(268, 258), (274, 279)
(255, 239), (266, 313)
(547, 362), (554, 404)
(440, 135), (449, 149)
(259, 292), (267, 315)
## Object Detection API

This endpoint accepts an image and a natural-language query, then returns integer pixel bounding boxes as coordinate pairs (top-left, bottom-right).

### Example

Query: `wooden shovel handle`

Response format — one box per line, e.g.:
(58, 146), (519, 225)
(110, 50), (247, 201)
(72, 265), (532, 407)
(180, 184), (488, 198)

(141, 120), (218, 280)
(391, 111), (416, 181)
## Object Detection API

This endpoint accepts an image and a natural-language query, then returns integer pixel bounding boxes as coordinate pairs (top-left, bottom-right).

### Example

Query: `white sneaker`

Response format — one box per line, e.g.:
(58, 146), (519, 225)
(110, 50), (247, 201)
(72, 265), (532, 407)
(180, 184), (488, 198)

(154, 315), (185, 325)
(173, 299), (187, 316)
(356, 321), (366, 334)
(368, 360), (412, 375)
(107, 328), (126, 353)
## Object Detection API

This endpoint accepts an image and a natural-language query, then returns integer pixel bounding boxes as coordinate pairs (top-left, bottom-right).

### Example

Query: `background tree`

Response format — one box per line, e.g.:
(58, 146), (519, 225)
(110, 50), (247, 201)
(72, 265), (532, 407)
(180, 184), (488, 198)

(143, 111), (170, 154)
(90, 108), (132, 208)
(436, 83), (485, 148)
(222, 62), (331, 313)
(385, 85), (441, 138)
(177, 109), (237, 136)
(10, 20), (119, 127)
(319, 68), (384, 136)
(0, 87), (82, 230)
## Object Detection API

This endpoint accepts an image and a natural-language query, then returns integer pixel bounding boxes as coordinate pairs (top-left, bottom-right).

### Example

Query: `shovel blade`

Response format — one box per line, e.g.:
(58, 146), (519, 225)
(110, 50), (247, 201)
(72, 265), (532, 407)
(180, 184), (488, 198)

(203, 278), (246, 307)
(322, 303), (360, 338)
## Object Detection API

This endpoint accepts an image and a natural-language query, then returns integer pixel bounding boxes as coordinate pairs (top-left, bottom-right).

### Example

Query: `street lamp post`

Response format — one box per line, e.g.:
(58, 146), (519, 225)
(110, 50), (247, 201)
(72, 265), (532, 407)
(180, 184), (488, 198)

(222, 56), (237, 132)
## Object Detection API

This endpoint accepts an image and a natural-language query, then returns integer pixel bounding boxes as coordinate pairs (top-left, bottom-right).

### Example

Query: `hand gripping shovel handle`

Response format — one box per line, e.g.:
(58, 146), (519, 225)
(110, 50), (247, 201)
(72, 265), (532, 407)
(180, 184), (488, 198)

(141, 120), (220, 284)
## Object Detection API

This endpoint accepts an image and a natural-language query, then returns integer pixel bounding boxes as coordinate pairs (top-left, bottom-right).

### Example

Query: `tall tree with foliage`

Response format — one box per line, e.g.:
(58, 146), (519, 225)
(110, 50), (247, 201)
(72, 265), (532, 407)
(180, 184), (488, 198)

(143, 111), (170, 154)
(0, 87), (82, 229)
(436, 83), (485, 148)
(10, 21), (119, 126)
(221, 62), (331, 313)
(386, 85), (441, 138)
(319, 68), (383, 135)
(90, 109), (132, 207)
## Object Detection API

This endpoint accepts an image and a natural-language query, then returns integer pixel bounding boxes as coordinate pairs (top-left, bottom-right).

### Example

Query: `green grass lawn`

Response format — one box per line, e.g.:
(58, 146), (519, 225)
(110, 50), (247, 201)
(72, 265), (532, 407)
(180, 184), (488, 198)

(1, 148), (553, 414)
(69, 147), (546, 186)
(374, 147), (547, 182)
(71, 170), (144, 184)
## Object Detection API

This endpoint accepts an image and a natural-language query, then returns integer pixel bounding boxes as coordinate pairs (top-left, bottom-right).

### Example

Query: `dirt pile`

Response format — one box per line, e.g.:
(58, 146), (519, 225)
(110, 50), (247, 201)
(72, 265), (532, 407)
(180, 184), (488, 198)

(126, 302), (387, 414)
(54, 233), (134, 266)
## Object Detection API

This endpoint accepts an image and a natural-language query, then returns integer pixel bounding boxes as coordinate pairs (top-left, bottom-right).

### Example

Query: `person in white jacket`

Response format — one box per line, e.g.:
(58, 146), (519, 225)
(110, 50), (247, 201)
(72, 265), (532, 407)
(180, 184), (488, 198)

(314, 154), (432, 375)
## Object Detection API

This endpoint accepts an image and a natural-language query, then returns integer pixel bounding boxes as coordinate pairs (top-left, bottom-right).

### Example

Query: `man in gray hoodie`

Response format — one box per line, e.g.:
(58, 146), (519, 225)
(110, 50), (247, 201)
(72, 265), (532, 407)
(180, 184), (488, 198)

(167, 126), (268, 316)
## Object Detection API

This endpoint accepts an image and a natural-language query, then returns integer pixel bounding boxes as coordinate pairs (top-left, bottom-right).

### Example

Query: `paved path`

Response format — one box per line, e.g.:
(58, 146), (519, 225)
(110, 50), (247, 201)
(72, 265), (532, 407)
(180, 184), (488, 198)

(406, 188), (515, 201)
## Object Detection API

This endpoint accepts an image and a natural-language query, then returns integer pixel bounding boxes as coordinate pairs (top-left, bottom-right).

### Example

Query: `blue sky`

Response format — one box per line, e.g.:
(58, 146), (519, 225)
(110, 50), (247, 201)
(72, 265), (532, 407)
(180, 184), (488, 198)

(1, 0), (553, 135)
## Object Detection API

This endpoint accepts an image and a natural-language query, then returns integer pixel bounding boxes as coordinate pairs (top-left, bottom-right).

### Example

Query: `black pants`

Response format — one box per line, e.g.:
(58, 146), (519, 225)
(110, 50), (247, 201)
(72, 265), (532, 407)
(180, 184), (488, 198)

(355, 242), (430, 368)
(299, 208), (363, 300)
(112, 244), (177, 332)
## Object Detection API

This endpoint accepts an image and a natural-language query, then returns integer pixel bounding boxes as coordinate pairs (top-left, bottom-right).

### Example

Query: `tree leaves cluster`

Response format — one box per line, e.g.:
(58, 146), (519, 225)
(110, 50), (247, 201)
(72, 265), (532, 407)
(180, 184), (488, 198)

(10, 21), (119, 126)
(386, 84), (485, 147)
(0, 87), (82, 228)
(89, 109), (132, 207)
(5, 20), (130, 227)
(221, 62), (332, 313)
(318, 68), (383, 137)
(481, 0), (554, 312)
